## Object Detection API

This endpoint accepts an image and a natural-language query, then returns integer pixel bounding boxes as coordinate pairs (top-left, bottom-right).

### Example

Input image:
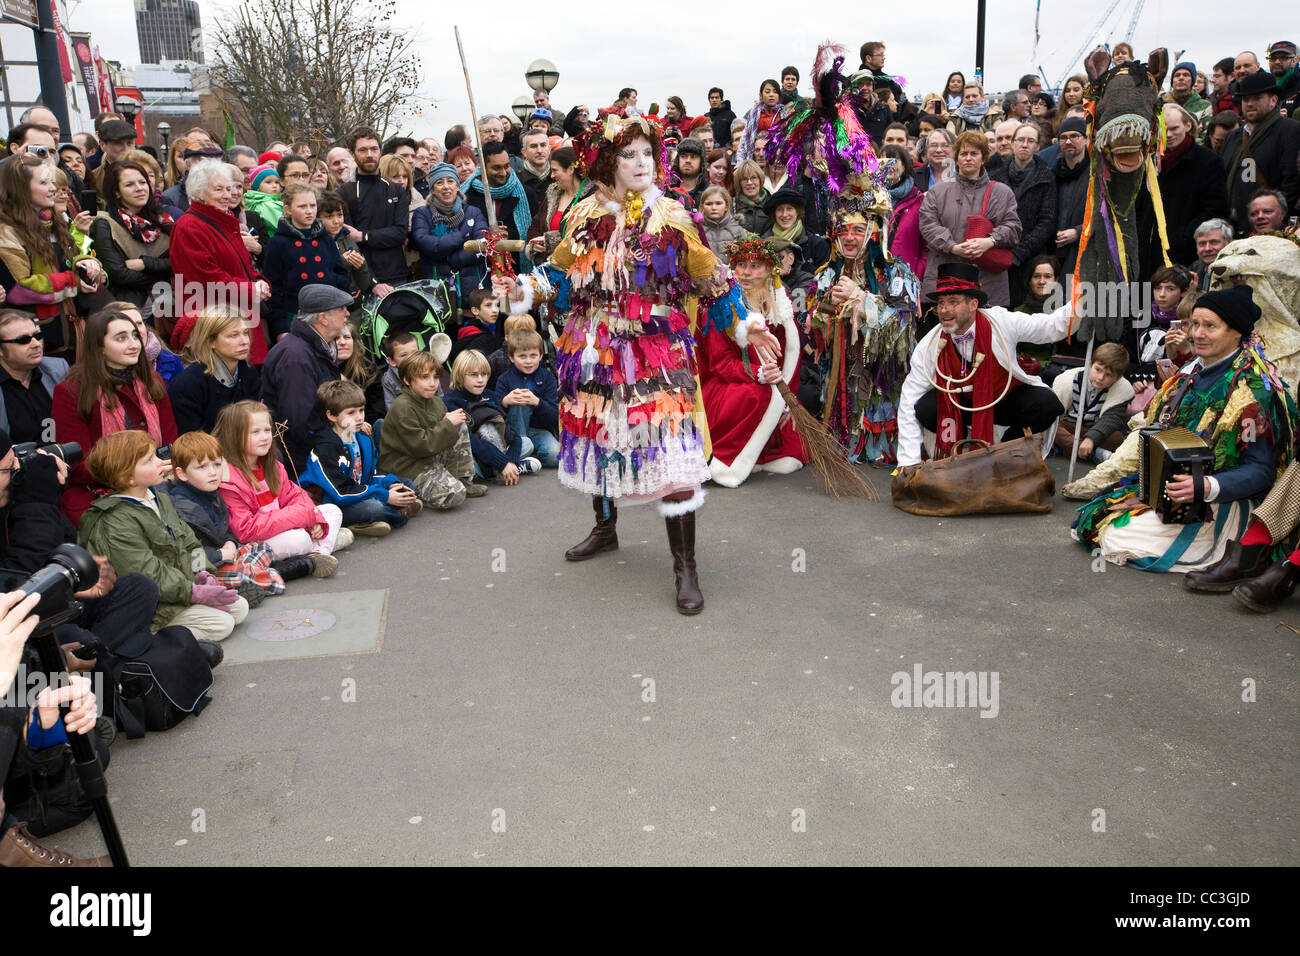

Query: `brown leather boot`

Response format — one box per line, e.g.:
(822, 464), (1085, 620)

(665, 512), (704, 614)
(565, 496), (618, 561)
(1232, 558), (1300, 613)
(0, 822), (111, 867)
(1184, 539), (1269, 592)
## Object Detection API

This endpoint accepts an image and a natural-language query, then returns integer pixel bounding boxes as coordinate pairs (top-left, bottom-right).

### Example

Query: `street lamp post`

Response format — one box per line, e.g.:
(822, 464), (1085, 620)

(525, 59), (559, 93)
(157, 122), (172, 167)
(512, 96), (533, 125)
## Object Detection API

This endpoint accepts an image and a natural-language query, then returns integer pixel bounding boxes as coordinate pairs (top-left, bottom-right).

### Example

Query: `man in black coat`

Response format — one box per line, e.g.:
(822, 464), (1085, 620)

(260, 285), (348, 475)
(1052, 117), (1090, 274)
(990, 123), (1057, 307)
(706, 88), (737, 149)
(1223, 71), (1300, 231)
(337, 126), (409, 291)
(1137, 104), (1228, 275)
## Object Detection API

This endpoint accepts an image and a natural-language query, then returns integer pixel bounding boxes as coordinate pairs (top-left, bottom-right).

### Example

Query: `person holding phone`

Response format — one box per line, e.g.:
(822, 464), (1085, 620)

(0, 154), (104, 357)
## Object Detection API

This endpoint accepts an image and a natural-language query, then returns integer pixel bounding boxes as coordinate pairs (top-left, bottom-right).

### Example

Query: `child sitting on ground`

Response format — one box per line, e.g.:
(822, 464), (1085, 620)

(260, 183), (352, 342)
(488, 314), (545, 387)
(318, 191), (377, 305)
(301, 379), (423, 537)
(1052, 342), (1134, 463)
(451, 288), (503, 362)
(212, 399), (352, 578)
(378, 350), (485, 508)
(381, 331), (421, 411)
(493, 330), (559, 468)
(78, 429), (249, 642)
(167, 430), (291, 604)
(444, 349), (540, 486)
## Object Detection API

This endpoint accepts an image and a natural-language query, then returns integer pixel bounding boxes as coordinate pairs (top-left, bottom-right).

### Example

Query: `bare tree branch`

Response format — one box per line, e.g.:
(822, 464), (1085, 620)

(211, 0), (422, 145)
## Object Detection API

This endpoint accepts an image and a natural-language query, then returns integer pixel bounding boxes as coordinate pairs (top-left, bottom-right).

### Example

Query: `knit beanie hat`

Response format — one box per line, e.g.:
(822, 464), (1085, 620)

(428, 162), (459, 185)
(1195, 285), (1260, 336)
(1058, 116), (1088, 136)
(249, 165), (279, 191)
(258, 150), (283, 165)
(1171, 61), (1197, 81)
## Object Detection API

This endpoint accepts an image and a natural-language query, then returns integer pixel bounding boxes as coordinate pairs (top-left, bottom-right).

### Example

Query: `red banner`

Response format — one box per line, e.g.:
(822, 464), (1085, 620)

(50, 1), (74, 83)
(93, 45), (115, 115)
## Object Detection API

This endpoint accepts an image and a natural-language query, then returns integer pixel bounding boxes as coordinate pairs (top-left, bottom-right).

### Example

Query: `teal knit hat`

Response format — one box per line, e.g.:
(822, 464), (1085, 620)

(428, 161), (459, 185)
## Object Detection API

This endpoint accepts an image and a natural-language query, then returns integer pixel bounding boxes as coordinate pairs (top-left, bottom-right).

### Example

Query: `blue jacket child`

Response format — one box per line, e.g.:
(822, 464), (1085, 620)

(300, 428), (414, 529)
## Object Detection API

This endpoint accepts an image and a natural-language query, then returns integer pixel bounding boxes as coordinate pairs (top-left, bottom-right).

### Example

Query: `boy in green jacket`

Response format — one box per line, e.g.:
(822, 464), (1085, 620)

(376, 350), (484, 509)
(78, 430), (249, 641)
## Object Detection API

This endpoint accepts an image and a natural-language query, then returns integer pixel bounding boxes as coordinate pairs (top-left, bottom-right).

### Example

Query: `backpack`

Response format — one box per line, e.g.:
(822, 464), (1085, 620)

(359, 279), (453, 361)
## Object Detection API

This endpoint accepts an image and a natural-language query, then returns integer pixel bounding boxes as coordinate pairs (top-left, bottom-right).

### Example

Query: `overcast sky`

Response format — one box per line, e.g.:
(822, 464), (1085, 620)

(65, 0), (1285, 138)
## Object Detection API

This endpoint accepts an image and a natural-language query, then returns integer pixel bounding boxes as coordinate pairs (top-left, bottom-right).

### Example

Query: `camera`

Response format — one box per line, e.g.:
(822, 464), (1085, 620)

(13, 441), (82, 466)
(18, 543), (98, 625)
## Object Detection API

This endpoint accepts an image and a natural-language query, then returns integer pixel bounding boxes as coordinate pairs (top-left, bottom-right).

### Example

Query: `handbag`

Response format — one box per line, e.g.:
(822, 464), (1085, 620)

(891, 428), (1055, 516)
(962, 184), (1013, 273)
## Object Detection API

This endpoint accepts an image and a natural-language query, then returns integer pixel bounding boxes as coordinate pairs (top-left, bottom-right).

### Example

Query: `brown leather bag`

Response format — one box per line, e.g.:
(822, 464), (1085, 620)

(890, 429), (1055, 516)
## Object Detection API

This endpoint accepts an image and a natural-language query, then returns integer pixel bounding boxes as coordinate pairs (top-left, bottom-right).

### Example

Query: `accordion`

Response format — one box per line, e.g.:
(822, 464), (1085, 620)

(1138, 426), (1215, 524)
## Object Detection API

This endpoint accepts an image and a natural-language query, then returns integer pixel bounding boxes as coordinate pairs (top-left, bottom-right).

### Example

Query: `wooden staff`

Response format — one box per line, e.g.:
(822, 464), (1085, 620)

(453, 25), (497, 236)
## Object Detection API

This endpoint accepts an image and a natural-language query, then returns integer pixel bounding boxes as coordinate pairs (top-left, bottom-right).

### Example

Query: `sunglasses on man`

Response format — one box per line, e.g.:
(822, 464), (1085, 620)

(0, 331), (44, 346)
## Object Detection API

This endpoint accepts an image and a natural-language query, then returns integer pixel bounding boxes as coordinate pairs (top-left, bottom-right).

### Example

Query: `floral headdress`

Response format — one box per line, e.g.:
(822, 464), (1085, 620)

(725, 234), (782, 266)
(573, 105), (665, 179)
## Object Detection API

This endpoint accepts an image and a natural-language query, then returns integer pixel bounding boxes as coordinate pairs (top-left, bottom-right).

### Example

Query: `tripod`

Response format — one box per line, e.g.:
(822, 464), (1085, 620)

(26, 603), (130, 867)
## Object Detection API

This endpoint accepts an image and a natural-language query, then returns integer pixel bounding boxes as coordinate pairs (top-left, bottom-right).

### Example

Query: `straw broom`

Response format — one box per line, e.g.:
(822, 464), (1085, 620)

(754, 344), (877, 500)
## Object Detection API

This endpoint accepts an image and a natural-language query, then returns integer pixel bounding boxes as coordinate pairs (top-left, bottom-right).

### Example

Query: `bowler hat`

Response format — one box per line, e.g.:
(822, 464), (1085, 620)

(1238, 72), (1282, 97)
(763, 185), (806, 217)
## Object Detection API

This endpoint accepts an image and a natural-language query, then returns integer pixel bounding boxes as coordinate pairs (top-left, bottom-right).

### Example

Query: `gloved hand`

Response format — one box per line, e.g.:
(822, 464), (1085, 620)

(194, 570), (220, 587)
(191, 584), (239, 610)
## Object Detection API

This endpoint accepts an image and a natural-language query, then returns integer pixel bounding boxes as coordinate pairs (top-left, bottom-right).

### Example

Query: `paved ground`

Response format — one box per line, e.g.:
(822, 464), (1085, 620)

(56, 458), (1298, 865)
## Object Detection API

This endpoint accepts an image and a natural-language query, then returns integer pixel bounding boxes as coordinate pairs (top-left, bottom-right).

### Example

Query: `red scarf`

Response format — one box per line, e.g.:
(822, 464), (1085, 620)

(1159, 134), (1194, 173)
(933, 312), (1018, 457)
(97, 376), (163, 444)
(113, 205), (173, 245)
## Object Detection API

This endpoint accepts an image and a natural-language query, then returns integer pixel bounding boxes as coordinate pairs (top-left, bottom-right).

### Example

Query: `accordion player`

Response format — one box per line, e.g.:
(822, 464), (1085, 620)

(1138, 426), (1215, 524)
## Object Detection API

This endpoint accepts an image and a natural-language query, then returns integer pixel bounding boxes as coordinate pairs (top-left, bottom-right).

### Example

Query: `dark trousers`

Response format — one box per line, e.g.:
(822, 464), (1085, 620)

(914, 384), (1064, 442)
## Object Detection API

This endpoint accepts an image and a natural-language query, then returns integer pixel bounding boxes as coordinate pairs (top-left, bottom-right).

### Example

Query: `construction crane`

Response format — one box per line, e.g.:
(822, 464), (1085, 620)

(1123, 0), (1148, 43)
(1048, 0), (1149, 93)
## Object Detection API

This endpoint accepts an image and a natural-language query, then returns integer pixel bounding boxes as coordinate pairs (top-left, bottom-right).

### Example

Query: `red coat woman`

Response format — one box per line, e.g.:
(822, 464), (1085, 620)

(166, 161), (271, 364)
(702, 239), (806, 487)
(52, 308), (178, 526)
(889, 184), (928, 281)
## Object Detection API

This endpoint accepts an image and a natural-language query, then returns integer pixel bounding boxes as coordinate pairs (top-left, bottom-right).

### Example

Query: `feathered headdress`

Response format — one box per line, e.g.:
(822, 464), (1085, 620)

(762, 41), (891, 223)
(573, 105), (664, 179)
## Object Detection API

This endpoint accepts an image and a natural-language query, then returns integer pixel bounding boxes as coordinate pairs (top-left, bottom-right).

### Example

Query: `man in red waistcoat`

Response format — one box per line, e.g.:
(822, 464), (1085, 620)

(895, 262), (1069, 467)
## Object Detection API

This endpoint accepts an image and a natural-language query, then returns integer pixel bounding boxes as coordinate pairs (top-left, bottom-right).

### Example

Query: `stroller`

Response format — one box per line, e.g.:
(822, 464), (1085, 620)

(357, 279), (454, 362)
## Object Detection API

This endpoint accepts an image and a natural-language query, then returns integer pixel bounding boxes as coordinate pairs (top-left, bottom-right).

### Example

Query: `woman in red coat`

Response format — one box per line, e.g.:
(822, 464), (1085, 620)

(701, 237), (806, 487)
(52, 306), (178, 526)
(166, 159), (272, 364)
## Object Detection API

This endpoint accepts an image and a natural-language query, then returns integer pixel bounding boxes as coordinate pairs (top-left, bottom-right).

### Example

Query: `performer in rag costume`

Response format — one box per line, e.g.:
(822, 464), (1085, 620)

(1072, 286), (1296, 572)
(764, 42), (921, 467)
(702, 236), (806, 487)
(495, 107), (778, 614)
(894, 262), (1069, 469)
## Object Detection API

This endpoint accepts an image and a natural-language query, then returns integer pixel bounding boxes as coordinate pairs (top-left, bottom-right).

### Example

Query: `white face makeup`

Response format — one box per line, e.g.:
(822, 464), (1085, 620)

(614, 137), (656, 194)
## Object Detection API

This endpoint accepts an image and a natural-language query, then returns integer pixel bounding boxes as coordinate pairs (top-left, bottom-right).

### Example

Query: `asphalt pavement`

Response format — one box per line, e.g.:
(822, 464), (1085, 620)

(54, 457), (1299, 865)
